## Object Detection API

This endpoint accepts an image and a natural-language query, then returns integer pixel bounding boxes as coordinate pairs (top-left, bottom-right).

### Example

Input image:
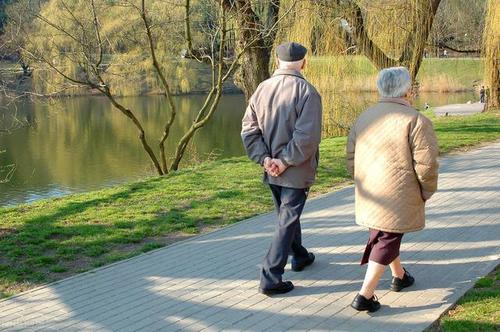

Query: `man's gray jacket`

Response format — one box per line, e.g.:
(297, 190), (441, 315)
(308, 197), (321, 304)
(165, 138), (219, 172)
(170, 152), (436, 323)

(241, 69), (322, 189)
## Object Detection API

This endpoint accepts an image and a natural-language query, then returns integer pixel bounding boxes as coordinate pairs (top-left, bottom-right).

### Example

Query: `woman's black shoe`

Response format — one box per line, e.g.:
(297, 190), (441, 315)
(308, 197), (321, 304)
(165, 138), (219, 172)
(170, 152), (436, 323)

(291, 252), (315, 272)
(259, 281), (294, 295)
(351, 293), (381, 312)
(391, 268), (415, 292)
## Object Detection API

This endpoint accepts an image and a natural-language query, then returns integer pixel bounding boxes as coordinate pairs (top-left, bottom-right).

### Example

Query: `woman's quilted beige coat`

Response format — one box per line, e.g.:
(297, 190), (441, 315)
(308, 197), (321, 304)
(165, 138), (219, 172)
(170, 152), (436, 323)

(346, 98), (439, 233)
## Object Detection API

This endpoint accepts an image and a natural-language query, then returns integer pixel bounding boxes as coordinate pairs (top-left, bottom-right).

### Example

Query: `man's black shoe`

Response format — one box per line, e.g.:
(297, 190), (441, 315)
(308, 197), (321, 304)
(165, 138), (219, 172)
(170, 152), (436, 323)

(350, 293), (381, 312)
(391, 268), (415, 292)
(259, 281), (294, 295)
(291, 252), (315, 272)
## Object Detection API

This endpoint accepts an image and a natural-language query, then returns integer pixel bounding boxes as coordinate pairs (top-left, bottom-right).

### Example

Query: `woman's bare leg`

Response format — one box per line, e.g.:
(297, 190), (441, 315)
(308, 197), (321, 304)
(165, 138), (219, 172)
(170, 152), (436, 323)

(359, 260), (385, 299)
(389, 256), (405, 279)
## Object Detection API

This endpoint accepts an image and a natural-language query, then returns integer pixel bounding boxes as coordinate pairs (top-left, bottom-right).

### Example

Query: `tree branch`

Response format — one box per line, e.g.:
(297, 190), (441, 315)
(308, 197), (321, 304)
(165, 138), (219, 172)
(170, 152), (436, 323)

(430, 42), (480, 53)
(341, 0), (397, 69)
(398, 0), (442, 80)
(140, 0), (178, 174)
(90, 0), (104, 68)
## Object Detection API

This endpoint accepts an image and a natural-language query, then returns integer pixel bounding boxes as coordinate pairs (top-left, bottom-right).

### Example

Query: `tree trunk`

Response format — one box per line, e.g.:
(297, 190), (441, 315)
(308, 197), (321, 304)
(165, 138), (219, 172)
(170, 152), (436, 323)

(399, 0), (442, 81)
(344, 1), (397, 70)
(103, 89), (164, 175)
(234, 46), (272, 100)
(227, 0), (279, 99)
(343, 0), (441, 82)
(484, 0), (499, 109)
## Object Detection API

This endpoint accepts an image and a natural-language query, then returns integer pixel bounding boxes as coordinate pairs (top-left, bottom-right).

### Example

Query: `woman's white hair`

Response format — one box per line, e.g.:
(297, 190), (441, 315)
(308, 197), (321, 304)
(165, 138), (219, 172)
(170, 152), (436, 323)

(278, 59), (304, 71)
(376, 66), (412, 98)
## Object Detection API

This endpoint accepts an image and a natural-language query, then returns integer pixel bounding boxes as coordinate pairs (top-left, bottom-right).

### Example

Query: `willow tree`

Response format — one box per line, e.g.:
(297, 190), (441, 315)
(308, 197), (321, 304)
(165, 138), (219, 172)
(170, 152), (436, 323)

(357, 0), (442, 81)
(483, 0), (499, 109)
(5, 0), (295, 174)
(274, 0), (444, 136)
(281, 0), (441, 81)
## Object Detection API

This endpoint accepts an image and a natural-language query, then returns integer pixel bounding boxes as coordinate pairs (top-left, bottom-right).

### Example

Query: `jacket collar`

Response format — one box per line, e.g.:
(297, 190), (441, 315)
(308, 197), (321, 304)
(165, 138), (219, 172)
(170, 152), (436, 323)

(379, 97), (411, 107)
(272, 69), (305, 80)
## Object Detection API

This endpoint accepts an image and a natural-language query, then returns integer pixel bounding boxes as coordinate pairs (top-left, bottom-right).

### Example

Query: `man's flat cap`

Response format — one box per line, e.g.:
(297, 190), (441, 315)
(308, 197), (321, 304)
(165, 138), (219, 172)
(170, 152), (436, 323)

(276, 42), (307, 61)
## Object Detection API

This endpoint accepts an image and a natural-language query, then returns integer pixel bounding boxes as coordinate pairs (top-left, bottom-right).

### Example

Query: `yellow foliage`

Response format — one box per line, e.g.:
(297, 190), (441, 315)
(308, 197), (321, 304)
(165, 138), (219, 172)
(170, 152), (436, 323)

(15, 0), (200, 95)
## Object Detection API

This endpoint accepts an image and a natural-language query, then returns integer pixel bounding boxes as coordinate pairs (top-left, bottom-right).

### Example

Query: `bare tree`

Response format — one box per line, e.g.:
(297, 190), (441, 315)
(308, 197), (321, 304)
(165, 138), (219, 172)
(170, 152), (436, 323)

(6, 0), (296, 175)
(429, 0), (486, 55)
(169, 0), (295, 169)
(184, 0), (283, 99)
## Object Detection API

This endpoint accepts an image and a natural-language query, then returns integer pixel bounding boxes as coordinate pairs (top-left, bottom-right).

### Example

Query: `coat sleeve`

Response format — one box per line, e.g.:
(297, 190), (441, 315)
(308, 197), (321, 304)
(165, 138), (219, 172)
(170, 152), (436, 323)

(410, 114), (440, 200)
(279, 91), (322, 166)
(241, 100), (270, 165)
(346, 126), (356, 178)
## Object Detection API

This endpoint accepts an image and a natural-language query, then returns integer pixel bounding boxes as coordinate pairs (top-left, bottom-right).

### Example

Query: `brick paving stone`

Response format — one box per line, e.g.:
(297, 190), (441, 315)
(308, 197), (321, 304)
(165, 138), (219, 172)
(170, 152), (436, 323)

(0, 142), (499, 331)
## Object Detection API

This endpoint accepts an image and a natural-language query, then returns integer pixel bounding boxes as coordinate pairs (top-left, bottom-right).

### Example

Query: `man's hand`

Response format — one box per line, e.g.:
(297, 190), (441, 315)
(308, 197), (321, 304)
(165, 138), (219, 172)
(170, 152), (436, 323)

(271, 159), (288, 176)
(264, 157), (279, 176)
(264, 158), (288, 177)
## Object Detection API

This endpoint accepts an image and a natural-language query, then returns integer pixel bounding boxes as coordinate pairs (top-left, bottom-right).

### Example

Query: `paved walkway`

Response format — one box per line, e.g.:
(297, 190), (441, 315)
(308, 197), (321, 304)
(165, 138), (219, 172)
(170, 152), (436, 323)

(434, 103), (485, 116)
(1, 143), (499, 332)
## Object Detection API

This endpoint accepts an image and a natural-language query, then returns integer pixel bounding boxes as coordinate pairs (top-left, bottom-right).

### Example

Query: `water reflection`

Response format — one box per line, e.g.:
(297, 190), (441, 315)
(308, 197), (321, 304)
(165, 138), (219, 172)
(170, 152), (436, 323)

(0, 94), (246, 206)
(0, 91), (476, 206)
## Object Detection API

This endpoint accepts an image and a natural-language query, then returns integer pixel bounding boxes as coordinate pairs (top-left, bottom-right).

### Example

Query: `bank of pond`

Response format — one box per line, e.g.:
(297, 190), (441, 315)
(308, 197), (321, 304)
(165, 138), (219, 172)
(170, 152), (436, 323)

(0, 90), (483, 206)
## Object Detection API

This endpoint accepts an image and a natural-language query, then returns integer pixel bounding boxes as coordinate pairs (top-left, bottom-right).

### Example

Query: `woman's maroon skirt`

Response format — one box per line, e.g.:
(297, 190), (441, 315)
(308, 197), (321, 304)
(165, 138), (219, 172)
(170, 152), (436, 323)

(361, 229), (404, 265)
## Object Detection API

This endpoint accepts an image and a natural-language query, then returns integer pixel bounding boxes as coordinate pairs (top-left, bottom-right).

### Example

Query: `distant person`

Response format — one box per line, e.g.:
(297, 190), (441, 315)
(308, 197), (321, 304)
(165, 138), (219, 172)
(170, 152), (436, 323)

(443, 49), (448, 58)
(346, 67), (439, 312)
(241, 42), (322, 295)
(480, 86), (486, 103)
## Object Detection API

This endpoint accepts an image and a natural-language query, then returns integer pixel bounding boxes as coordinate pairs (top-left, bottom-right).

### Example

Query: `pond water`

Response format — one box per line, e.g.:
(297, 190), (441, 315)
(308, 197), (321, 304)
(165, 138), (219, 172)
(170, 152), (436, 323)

(0, 91), (476, 207)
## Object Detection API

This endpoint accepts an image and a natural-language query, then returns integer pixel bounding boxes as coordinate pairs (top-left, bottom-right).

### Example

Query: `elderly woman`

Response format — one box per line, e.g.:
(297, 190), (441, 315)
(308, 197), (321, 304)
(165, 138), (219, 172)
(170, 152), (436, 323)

(346, 67), (439, 312)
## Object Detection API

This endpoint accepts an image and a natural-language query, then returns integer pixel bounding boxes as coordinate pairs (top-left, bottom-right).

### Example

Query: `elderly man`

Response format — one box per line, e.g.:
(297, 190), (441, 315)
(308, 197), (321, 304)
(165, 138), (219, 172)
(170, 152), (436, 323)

(241, 42), (322, 295)
(347, 67), (439, 312)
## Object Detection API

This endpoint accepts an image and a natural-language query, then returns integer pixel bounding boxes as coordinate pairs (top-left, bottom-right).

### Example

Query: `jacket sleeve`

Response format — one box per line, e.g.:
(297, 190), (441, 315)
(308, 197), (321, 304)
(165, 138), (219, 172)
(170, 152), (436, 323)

(410, 114), (440, 200)
(346, 126), (356, 178)
(241, 100), (270, 165)
(279, 91), (322, 166)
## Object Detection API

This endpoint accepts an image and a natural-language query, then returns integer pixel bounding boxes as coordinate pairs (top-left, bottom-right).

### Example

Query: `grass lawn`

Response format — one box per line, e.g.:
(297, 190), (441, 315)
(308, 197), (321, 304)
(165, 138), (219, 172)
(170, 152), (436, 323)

(423, 108), (500, 153)
(418, 58), (483, 91)
(306, 56), (482, 93)
(0, 110), (499, 298)
(428, 266), (499, 331)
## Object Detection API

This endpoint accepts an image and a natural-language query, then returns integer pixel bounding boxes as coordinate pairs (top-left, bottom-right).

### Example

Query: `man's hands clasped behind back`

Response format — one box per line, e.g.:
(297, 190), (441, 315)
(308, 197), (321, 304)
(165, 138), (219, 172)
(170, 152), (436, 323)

(263, 157), (288, 177)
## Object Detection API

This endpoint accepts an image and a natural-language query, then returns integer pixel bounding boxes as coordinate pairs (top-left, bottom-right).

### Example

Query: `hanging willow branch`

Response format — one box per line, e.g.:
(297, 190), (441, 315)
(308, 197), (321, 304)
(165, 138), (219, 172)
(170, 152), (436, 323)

(340, 0), (441, 80)
(342, 1), (398, 69)
(398, 0), (442, 80)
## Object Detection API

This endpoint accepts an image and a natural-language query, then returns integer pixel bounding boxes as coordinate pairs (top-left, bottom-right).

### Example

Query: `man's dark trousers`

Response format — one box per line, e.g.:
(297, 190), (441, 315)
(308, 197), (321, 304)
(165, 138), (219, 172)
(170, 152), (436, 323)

(260, 184), (310, 289)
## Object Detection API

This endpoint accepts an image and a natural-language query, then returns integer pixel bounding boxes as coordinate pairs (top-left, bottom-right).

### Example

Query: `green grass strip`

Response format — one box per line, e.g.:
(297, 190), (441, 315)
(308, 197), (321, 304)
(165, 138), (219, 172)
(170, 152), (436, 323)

(430, 267), (500, 331)
(0, 110), (499, 298)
